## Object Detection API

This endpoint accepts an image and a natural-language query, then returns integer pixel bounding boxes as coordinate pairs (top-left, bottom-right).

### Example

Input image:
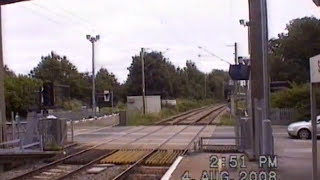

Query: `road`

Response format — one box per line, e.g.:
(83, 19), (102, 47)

(273, 126), (320, 180)
(168, 125), (320, 180)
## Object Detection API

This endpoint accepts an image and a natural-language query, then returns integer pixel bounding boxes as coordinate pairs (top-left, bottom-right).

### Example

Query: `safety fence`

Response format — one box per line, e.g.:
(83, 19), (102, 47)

(270, 108), (297, 125)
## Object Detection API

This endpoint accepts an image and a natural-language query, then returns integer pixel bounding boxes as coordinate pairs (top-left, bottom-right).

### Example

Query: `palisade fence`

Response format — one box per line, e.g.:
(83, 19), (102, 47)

(270, 108), (297, 125)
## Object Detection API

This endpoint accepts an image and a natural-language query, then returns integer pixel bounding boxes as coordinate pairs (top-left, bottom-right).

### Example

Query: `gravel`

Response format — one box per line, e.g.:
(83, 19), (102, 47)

(0, 161), (46, 180)
(64, 165), (128, 180)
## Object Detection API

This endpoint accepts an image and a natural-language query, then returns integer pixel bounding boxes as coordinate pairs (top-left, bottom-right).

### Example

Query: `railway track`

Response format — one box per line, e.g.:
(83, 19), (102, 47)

(11, 105), (226, 180)
(158, 104), (226, 125)
(9, 126), (165, 180)
(110, 105), (226, 180)
(155, 105), (211, 125)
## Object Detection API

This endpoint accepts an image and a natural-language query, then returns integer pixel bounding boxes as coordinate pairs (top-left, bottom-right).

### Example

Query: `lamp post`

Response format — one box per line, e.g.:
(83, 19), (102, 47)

(86, 34), (100, 118)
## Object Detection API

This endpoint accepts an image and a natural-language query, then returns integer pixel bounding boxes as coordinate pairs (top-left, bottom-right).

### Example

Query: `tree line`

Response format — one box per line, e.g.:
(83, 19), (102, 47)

(5, 16), (320, 120)
(4, 51), (229, 117)
(269, 17), (320, 120)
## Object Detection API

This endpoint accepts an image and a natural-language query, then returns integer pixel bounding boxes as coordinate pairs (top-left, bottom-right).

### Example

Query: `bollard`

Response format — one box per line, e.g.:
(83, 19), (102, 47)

(119, 111), (127, 126)
(262, 119), (273, 156)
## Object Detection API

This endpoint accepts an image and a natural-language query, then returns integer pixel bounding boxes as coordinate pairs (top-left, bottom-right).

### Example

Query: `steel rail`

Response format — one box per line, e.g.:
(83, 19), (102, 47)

(111, 125), (193, 180)
(182, 105), (227, 155)
(193, 105), (227, 125)
(10, 126), (148, 180)
(177, 104), (225, 125)
(111, 105), (226, 180)
(206, 106), (227, 125)
(155, 105), (210, 125)
(169, 106), (214, 125)
(54, 125), (172, 180)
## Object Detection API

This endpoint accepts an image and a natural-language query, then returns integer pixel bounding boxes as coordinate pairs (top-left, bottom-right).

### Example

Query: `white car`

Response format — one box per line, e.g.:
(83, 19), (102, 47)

(287, 116), (320, 139)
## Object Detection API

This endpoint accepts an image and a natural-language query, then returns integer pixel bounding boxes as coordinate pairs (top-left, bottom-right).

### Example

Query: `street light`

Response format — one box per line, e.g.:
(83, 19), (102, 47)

(86, 34), (100, 118)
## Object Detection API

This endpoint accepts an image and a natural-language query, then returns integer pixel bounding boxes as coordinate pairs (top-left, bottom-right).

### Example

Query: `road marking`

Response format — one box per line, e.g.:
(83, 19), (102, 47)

(292, 140), (312, 143)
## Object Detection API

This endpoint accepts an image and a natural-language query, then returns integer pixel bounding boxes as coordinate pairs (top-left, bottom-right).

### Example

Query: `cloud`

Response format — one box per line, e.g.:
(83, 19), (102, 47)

(2, 0), (320, 83)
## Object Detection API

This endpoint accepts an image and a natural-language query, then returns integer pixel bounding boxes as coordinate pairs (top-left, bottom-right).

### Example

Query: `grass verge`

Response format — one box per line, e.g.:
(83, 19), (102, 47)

(128, 99), (219, 126)
(219, 113), (236, 126)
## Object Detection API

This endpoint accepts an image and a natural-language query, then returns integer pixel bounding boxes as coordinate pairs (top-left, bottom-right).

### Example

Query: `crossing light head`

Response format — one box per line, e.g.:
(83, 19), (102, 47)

(86, 35), (91, 40)
(96, 35), (100, 40)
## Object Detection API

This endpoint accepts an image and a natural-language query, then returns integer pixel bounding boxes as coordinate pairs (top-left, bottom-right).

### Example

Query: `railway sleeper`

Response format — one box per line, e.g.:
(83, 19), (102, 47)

(63, 149), (112, 165)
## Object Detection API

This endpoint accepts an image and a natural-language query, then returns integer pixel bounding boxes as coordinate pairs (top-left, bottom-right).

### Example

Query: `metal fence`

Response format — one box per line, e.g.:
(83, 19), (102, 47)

(38, 118), (67, 150)
(270, 108), (297, 125)
(1, 113), (43, 151)
(51, 109), (107, 121)
(5, 121), (27, 141)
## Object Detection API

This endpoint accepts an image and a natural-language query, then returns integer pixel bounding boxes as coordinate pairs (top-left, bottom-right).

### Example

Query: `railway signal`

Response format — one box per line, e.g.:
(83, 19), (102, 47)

(42, 82), (54, 107)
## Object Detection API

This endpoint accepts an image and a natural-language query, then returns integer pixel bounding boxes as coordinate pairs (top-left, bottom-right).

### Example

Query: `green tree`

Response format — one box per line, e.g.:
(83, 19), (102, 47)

(125, 51), (228, 100)
(4, 66), (42, 117)
(96, 68), (118, 92)
(178, 60), (206, 99)
(271, 84), (310, 120)
(207, 70), (230, 99)
(270, 17), (320, 83)
(77, 72), (92, 105)
(4, 65), (15, 77)
(125, 51), (180, 99)
(96, 68), (123, 105)
(30, 51), (88, 103)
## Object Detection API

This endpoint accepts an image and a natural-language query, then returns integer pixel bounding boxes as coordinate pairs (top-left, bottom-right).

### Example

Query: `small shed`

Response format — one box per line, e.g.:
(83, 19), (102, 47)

(127, 96), (161, 114)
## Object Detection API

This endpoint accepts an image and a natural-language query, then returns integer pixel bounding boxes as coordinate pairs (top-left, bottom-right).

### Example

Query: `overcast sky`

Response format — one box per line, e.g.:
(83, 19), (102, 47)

(2, 0), (320, 83)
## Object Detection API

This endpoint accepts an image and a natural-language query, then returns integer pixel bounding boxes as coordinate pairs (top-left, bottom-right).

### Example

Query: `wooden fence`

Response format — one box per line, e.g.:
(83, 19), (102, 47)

(270, 108), (297, 125)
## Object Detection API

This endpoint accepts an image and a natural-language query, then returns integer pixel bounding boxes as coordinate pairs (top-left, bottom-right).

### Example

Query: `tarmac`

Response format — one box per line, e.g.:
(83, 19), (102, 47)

(69, 119), (320, 179)
(167, 126), (320, 180)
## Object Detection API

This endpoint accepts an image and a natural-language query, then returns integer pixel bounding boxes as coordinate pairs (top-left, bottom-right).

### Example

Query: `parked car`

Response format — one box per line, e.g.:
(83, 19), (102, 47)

(287, 116), (320, 139)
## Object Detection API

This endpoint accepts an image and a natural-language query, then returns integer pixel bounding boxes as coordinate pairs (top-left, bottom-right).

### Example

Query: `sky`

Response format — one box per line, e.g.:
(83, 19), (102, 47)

(2, 0), (320, 83)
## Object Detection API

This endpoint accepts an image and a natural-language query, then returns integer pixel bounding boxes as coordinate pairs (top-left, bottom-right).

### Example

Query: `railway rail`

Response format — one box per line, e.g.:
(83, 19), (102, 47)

(155, 105), (211, 125)
(10, 126), (166, 180)
(157, 104), (226, 125)
(111, 104), (226, 180)
(10, 104), (226, 180)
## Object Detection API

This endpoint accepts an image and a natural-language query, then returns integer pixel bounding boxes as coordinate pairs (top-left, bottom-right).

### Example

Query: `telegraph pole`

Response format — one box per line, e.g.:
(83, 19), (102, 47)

(233, 42), (240, 147)
(140, 48), (146, 114)
(204, 73), (207, 98)
(234, 42), (238, 114)
(248, 0), (270, 159)
(86, 34), (100, 118)
(0, 6), (5, 142)
(229, 42), (238, 116)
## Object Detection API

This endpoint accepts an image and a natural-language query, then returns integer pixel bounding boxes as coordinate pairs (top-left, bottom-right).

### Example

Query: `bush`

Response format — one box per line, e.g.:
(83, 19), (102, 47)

(62, 99), (82, 111)
(100, 102), (127, 115)
(128, 98), (216, 125)
(116, 101), (126, 110)
(271, 84), (312, 120)
(176, 99), (215, 112)
(219, 113), (236, 126)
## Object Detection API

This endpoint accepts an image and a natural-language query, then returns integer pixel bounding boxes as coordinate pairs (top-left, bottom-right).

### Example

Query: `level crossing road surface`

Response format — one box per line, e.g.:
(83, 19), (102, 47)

(73, 125), (217, 150)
